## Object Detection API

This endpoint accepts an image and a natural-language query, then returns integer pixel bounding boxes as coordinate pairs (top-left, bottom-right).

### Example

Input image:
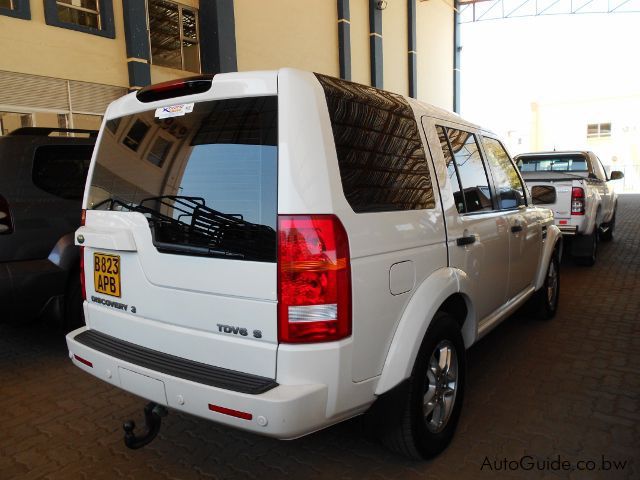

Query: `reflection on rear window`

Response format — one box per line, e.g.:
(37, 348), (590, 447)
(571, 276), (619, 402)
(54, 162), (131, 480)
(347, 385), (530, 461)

(88, 97), (278, 262)
(518, 155), (588, 172)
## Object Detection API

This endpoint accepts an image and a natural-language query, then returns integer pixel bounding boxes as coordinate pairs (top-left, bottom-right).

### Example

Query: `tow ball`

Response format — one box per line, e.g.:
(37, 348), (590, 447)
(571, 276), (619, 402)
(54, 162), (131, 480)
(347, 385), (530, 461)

(123, 402), (168, 449)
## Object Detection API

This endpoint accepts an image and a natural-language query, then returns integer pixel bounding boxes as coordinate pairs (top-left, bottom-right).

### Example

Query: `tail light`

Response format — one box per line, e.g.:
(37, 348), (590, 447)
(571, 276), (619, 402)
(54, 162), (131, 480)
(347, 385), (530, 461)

(0, 194), (14, 234)
(278, 215), (351, 343)
(571, 187), (585, 215)
(80, 209), (86, 300)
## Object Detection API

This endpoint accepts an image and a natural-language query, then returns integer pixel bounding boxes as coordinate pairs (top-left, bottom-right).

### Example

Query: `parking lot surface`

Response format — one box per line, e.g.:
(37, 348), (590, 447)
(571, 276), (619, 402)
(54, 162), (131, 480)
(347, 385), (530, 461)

(2, 195), (639, 480)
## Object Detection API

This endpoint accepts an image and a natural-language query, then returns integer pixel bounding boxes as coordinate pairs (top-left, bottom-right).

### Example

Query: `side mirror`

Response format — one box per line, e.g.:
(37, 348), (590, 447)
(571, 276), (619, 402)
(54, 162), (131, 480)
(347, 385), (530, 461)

(610, 170), (624, 180)
(531, 185), (556, 205)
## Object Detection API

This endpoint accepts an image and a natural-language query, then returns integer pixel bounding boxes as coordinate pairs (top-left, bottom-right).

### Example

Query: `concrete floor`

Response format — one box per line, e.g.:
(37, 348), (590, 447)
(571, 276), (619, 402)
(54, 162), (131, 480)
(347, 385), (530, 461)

(2, 195), (639, 479)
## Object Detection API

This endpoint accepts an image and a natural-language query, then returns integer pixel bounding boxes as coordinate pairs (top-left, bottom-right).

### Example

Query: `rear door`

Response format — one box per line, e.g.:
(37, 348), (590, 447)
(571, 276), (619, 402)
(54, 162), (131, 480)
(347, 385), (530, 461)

(80, 93), (279, 378)
(423, 118), (509, 321)
(481, 136), (541, 298)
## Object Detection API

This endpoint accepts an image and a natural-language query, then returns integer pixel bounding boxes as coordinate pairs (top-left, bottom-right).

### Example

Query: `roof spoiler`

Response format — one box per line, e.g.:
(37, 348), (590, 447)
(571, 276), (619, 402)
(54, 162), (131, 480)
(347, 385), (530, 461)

(136, 75), (215, 103)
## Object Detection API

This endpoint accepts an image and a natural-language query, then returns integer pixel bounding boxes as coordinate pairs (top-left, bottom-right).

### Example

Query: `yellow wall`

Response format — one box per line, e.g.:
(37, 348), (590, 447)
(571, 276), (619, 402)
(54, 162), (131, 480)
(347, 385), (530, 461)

(382, 0), (408, 96)
(0, 1), (129, 87)
(234, 0), (339, 76)
(350, 0), (370, 86)
(416, 0), (453, 110)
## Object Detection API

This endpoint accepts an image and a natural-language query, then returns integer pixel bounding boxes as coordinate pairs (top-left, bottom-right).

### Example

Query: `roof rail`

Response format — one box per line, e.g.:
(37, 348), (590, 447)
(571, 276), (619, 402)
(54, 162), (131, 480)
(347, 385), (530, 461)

(8, 127), (99, 137)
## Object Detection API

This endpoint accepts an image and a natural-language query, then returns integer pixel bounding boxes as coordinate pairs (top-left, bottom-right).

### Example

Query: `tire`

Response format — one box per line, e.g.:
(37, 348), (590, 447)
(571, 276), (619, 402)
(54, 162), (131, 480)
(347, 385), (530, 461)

(62, 270), (85, 333)
(599, 211), (615, 242)
(532, 253), (560, 320)
(382, 312), (466, 459)
(575, 230), (598, 266)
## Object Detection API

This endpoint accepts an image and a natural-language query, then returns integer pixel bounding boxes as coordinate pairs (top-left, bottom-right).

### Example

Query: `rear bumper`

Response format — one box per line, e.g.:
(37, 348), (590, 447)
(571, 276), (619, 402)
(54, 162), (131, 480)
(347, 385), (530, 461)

(557, 225), (579, 235)
(66, 327), (335, 439)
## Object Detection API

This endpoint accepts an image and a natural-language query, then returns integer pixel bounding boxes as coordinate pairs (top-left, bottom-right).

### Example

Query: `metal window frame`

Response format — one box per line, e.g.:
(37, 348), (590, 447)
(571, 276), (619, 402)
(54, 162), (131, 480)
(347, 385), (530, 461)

(55, 0), (102, 29)
(43, 0), (114, 38)
(147, 0), (201, 73)
(0, 0), (30, 19)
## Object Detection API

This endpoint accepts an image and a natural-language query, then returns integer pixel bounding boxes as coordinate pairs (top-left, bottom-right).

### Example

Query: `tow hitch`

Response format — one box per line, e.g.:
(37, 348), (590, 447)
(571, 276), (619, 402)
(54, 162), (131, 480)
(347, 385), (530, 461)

(123, 402), (168, 449)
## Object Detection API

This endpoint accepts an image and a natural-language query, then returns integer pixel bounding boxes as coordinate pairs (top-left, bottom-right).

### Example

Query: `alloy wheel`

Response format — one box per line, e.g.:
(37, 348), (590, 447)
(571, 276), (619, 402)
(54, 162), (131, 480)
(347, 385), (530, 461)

(423, 340), (458, 433)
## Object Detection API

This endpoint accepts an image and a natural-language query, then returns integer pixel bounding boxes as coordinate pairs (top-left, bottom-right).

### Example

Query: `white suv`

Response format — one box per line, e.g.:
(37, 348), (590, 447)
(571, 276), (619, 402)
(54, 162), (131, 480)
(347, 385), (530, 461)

(66, 69), (562, 459)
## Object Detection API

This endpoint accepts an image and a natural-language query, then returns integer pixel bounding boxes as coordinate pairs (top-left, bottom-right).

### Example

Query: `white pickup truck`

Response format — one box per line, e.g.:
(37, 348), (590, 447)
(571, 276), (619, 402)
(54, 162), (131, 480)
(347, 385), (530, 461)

(515, 151), (623, 266)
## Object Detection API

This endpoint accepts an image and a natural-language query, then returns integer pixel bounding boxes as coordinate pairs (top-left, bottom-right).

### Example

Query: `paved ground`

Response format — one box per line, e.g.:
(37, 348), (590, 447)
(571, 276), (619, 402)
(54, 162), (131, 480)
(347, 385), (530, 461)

(2, 195), (639, 480)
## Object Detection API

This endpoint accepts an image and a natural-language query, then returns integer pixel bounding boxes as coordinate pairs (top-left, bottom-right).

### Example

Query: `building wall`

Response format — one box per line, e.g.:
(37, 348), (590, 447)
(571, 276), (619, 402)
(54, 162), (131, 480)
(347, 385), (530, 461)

(0, 1), (129, 87)
(350, 0), (371, 86)
(529, 95), (640, 192)
(0, 0), (456, 133)
(416, 0), (454, 110)
(382, 0), (408, 96)
(234, 0), (340, 77)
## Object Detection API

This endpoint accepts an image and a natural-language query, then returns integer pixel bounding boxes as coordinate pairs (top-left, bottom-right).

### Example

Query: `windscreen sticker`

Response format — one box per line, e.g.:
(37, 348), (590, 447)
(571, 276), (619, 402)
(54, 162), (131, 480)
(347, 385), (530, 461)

(155, 103), (194, 119)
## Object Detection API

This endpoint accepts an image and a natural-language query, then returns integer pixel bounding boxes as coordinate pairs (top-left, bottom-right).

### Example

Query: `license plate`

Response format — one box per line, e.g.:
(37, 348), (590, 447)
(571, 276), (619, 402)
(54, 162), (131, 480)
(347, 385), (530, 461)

(93, 253), (121, 297)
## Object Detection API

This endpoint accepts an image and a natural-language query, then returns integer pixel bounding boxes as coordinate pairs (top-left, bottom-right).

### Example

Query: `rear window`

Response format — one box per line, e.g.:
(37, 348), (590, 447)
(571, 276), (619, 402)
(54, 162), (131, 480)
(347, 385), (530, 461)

(88, 96), (278, 262)
(32, 144), (93, 199)
(316, 74), (435, 213)
(518, 154), (588, 172)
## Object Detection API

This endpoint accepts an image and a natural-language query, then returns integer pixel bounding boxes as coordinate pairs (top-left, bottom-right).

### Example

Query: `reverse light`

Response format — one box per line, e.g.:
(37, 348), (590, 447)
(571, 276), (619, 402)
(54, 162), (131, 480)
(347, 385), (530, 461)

(0, 194), (14, 235)
(571, 187), (585, 215)
(277, 215), (351, 344)
(136, 75), (214, 103)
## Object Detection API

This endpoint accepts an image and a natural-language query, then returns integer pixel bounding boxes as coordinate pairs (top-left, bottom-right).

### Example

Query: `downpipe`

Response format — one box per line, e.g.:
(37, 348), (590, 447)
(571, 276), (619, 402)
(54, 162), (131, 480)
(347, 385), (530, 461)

(123, 402), (168, 449)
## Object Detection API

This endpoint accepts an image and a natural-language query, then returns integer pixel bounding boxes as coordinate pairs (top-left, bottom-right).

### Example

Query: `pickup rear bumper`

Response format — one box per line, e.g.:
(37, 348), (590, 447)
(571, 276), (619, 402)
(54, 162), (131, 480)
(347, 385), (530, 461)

(557, 225), (579, 235)
(66, 327), (335, 439)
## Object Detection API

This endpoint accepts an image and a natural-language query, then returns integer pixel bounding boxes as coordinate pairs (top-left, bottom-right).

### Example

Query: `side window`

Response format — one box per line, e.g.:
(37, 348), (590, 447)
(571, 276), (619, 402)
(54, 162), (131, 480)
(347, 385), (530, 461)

(482, 137), (526, 209)
(446, 128), (493, 213)
(315, 74), (435, 213)
(436, 125), (464, 214)
(32, 145), (94, 199)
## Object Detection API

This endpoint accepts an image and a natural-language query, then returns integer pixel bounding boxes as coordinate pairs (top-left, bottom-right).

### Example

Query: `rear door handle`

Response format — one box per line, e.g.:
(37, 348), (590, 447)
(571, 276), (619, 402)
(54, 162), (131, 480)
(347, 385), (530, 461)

(511, 225), (523, 233)
(456, 235), (476, 246)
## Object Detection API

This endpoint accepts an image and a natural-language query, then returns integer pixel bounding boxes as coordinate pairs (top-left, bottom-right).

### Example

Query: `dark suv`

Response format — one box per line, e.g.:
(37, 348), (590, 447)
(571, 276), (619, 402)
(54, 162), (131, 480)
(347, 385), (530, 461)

(0, 127), (96, 330)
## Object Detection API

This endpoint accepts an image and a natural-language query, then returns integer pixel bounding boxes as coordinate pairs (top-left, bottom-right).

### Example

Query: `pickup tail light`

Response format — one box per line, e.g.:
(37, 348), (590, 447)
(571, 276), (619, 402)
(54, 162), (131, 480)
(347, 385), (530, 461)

(571, 187), (585, 215)
(80, 209), (86, 301)
(278, 215), (351, 343)
(0, 194), (14, 235)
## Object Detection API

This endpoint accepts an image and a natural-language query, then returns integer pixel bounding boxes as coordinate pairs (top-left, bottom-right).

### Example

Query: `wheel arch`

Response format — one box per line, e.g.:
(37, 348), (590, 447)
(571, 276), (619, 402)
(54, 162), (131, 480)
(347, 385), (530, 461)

(374, 267), (476, 395)
(535, 225), (563, 290)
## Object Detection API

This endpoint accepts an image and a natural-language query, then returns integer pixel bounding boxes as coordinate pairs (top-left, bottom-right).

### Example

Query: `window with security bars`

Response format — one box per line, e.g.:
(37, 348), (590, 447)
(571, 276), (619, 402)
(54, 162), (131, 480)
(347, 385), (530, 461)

(149, 0), (200, 72)
(56, 0), (100, 29)
(587, 123), (611, 138)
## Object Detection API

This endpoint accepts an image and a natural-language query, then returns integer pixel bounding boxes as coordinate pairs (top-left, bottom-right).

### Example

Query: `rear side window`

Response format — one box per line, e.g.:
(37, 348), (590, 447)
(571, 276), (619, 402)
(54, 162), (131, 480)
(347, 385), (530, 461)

(482, 137), (526, 209)
(88, 96), (278, 262)
(316, 74), (435, 213)
(438, 126), (493, 214)
(32, 145), (93, 199)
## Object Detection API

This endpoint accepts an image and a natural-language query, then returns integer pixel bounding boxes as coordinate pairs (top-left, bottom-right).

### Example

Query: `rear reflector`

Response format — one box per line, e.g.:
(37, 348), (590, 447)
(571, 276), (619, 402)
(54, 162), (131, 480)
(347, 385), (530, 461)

(278, 215), (351, 344)
(136, 75), (214, 103)
(73, 354), (93, 368)
(208, 404), (253, 421)
(0, 194), (14, 235)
